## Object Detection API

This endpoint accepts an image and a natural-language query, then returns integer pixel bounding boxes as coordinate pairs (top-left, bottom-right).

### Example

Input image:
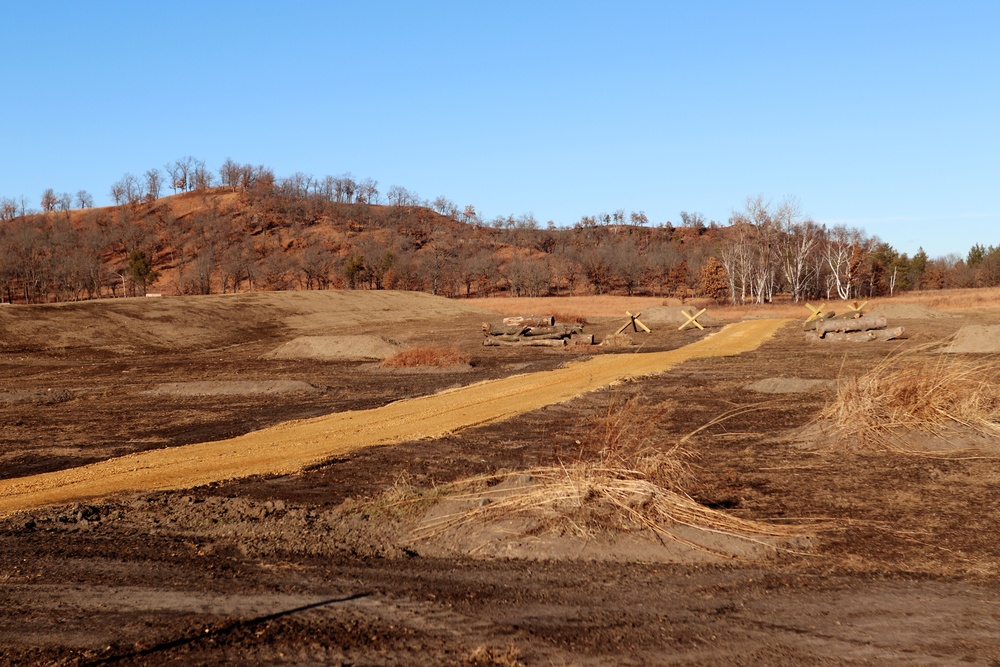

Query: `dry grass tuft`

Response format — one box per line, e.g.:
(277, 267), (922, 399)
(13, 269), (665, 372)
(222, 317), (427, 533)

(820, 343), (1000, 452)
(387, 394), (806, 555)
(380, 346), (470, 368)
(600, 332), (635, 347)
(465, 643), (524, 667)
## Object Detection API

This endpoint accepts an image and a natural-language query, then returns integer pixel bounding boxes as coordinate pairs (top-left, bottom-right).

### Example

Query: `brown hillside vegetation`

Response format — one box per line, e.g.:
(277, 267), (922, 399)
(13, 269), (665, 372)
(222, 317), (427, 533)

(8, 165), (1000, 310)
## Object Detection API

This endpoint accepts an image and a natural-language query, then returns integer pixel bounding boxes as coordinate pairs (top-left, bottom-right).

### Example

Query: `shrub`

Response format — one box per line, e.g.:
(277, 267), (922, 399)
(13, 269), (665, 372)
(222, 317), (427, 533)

(380, 346), (470, 368)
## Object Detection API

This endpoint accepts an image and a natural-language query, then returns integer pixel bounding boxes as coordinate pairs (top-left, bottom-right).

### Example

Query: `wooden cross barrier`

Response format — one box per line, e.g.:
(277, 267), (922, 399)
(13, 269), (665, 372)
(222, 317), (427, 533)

(850, 300), (869, 313)
(804, 302), (828, 323)
(615, 311), (651, 335)
(678, 308), (707, 331)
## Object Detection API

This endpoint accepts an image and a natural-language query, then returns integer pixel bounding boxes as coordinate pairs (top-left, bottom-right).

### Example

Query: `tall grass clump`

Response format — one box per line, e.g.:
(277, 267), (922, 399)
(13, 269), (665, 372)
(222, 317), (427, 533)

(401, 394), (804, 553)
(820, 344), (1000, 451)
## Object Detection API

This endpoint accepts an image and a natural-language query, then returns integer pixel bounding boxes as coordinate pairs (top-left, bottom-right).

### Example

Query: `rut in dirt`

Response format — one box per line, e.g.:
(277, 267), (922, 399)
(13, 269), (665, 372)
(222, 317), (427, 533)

(0, 319), (790, 515)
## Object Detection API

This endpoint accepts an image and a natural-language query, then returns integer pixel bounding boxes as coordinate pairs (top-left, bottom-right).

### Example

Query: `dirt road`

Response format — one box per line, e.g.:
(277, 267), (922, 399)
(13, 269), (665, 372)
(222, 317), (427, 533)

(0, 319), (788, 516)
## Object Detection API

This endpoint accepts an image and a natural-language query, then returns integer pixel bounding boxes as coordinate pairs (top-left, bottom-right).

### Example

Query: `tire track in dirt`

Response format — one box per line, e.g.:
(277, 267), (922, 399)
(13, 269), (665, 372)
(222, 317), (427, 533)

(0, 319), (789, 515)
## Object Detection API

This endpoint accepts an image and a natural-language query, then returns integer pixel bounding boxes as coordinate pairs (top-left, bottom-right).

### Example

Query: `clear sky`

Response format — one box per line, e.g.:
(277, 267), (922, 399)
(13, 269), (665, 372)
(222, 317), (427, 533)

(2, 1), (997, 259)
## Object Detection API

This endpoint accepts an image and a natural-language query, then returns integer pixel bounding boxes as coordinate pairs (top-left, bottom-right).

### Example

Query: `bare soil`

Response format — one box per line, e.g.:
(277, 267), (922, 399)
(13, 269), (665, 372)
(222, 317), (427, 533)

(3, 293), (1000, 665)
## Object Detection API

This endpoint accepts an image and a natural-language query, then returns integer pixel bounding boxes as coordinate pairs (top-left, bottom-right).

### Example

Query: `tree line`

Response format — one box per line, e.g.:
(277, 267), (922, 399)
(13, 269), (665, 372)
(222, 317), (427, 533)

(0, 158), (994, 305)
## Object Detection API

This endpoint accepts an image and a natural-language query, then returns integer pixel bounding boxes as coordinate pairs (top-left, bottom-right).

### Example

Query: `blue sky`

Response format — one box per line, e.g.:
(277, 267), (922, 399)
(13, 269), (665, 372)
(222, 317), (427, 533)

(2, 1), (997, 259)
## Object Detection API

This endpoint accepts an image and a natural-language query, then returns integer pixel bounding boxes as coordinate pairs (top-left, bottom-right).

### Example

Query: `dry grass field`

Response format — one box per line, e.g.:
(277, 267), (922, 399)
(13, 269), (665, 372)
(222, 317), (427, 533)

(3, 289), (1000, 664)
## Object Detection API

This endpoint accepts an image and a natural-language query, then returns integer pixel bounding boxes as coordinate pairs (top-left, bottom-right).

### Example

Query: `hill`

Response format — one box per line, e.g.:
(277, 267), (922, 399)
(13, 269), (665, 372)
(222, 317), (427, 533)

(0, 186), (718, 304)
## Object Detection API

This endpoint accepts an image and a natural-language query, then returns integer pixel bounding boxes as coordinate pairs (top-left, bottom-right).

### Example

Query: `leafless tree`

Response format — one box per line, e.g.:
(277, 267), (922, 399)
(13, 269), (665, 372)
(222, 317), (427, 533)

(192, 160), (213, 190)
(356, 178), (379, 204)
(0, 197), (18, 221)
(461, 204), (479, 225)
(387, 185), (419, 207)
(298, 243), (337, 289)
(774, 197), (820, 302)
(606, 237), (646, 296)
(75, 190), (93, 209)
(219, 158), (242, 191)
(40, 188), (58, 212)
(719, 218), (754, 304)
(432, 195), (456, 217)
(110, 173), (143, 205)
(679, 211), (707, 229)
(825, 224), (872, 300)
(630, 211), (649, 226)
(166, 156), (196, 193)
(144, 168), (163, 200)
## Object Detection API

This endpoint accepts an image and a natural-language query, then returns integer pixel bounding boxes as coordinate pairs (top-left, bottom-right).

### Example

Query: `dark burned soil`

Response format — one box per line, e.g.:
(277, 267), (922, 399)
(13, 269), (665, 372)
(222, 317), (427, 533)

(3, 292), (1000, 665)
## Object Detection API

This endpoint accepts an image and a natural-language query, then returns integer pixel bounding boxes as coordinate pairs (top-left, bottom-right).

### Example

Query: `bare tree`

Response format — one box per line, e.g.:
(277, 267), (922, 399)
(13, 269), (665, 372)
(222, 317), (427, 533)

(219, 158), (242, 191)
(166, 156), (195, 193)
(75, 190), (93, 209)
(386, 185), (419, 207)
(432, 195), (456, 216)
(40, 188), (58, 212)
(192, 160), (213, 190)
(679, 211), (707, 229)
(0, 197), (18, 221)
(144, 168), (163, 200)
(719, 217), (754, 304)
(356, 178), (379, 204)
(629, 211), (649, 226)
(824, 225), (872, 300)
(775, 197), (820, 302)
(110, 173), (143, 205)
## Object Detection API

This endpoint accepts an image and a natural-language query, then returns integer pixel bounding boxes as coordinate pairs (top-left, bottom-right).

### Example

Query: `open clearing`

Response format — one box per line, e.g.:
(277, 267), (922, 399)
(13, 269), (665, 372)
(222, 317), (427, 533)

(3, 291), (1000, 665)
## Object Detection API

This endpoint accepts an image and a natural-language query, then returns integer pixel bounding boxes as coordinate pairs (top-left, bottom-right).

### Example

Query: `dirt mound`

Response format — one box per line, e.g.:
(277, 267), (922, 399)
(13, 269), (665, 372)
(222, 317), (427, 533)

(264, 335), (403, 361)
(746, 378), (835, 394)
(390, 473), (807, 563)
(638, 306), (721, 327)
(868, 303), (949, 319)
(943, 325), (1000, 354)
(145, 381), (322, 397)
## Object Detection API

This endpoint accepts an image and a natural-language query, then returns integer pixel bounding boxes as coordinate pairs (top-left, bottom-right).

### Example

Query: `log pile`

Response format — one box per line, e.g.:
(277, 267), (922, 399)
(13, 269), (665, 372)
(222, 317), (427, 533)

(805, 309), (905, 342)
(483, 316), (592, 347)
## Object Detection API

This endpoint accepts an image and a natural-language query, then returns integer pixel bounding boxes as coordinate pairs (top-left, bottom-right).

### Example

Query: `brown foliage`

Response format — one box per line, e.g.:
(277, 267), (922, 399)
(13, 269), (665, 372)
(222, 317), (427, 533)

(380, 346), (471, 368)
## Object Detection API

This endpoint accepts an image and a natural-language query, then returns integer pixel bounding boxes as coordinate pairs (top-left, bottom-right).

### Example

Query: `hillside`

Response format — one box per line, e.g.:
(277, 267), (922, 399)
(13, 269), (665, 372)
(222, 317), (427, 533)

(4, 181), (994, 307)
(0, 186), (718, 304)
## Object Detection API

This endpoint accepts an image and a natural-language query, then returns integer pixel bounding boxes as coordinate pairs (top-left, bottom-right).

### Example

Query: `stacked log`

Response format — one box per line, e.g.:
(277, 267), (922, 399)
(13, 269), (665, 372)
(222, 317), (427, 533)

(802, 309), (865, 331)
(807, 313), (905, 342)
(502, 315), (555, 327)
(482, 318), (589, 347)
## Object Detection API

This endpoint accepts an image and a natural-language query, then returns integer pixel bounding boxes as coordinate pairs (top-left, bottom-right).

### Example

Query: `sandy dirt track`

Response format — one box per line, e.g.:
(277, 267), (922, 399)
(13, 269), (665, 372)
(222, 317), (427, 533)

(0, 319), (788, 515)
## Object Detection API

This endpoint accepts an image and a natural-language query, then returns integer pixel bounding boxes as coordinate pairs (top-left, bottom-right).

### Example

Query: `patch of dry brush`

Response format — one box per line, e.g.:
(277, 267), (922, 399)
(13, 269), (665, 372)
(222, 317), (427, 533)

(821, 344), (1000, 452)
(386, 394), (805, 555)
(380, 346), (470, 368)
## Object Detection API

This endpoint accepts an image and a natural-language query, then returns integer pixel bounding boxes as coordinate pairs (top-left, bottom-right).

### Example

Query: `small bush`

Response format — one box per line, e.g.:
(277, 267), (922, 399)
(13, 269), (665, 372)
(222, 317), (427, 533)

(380, 346), (470, 368)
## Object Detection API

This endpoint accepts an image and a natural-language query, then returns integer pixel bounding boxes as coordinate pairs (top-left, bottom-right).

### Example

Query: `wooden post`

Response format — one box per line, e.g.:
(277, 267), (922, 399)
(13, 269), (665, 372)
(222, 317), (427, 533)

(615, 311), (651, 335)
(678, 308), (706, 331)
(804, 302), (827, 323)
